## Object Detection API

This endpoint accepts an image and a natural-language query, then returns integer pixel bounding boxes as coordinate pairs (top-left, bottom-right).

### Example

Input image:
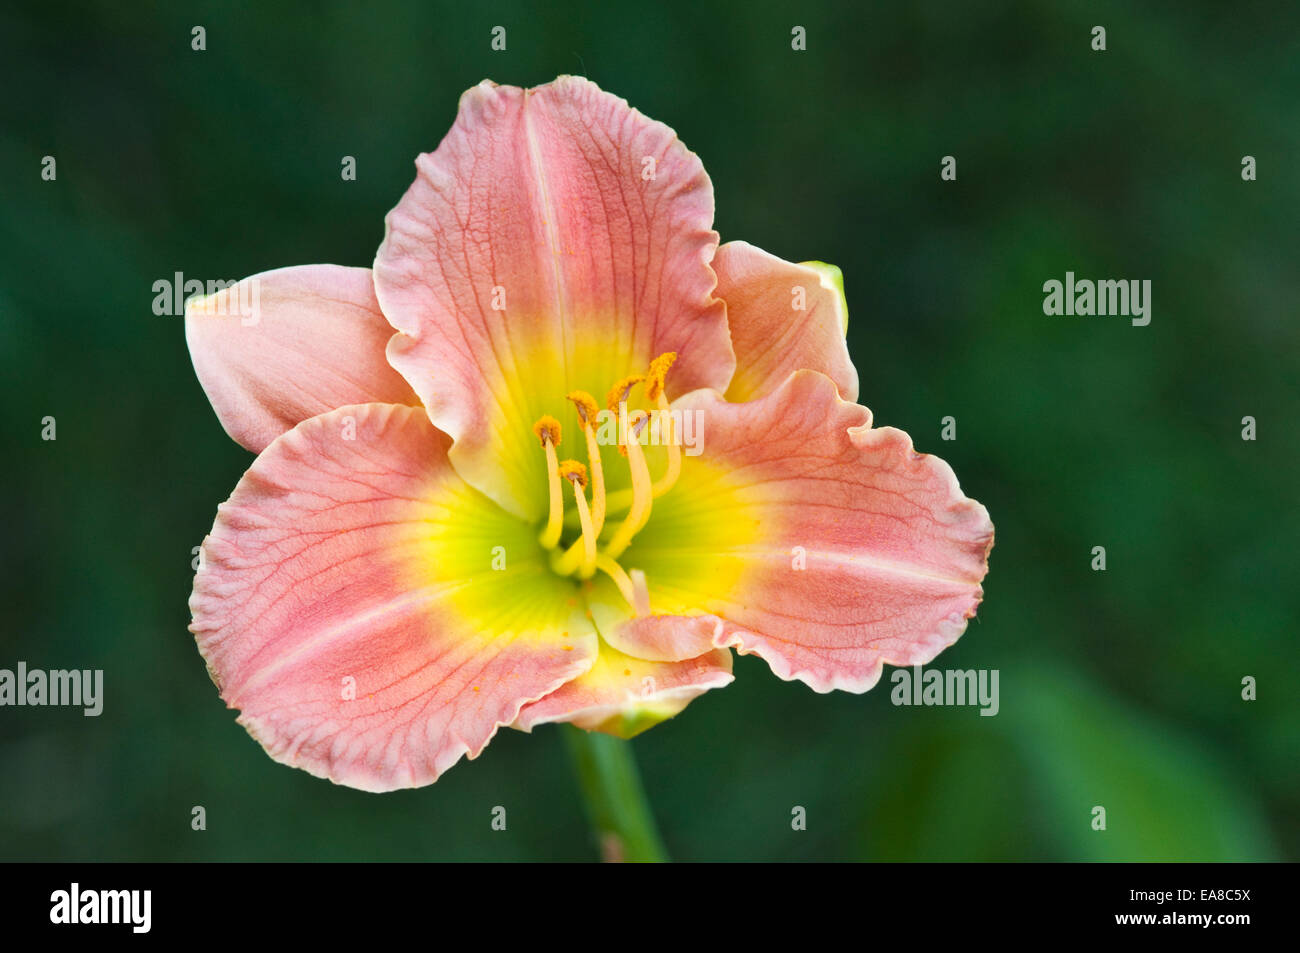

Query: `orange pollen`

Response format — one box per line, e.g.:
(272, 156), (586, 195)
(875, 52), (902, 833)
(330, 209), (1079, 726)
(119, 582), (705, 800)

(566, 390), (600, 428)
(644, 351), (677, 400)
(532, 415), (561, 447)
(557, 459), (588, 489)
(604, 375), (644, 412)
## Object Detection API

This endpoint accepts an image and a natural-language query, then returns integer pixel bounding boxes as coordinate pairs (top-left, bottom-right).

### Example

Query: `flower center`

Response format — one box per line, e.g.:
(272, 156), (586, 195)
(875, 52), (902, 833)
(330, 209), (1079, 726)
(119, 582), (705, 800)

(531, 352), (682, 616)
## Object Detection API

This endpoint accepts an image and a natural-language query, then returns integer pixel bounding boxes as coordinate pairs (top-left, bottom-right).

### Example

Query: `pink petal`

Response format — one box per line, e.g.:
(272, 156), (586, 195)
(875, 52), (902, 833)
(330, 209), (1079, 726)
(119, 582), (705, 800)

(605, 371), (993, 693)
(373, 77), (735, 517)
(514, 644), (733, 738)
(713, 241), (858, 402)
(186, 265), (418, 453)
(190, 403), (598, 791)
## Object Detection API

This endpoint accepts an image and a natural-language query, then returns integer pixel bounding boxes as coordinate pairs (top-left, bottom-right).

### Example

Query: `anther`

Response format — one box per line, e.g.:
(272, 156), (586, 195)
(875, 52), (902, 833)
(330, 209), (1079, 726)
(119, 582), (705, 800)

(605, 375), (644, 413)
(532, 416), (561, 448)
(533, 416), (564, 549)
(645, 352), (682, 496)
(605, 374), (645, 459)
(566, 390), (600, 428)
(644, 352), (676, 401)
(557, 459), (587, 488)
(566, 390), (606, 534)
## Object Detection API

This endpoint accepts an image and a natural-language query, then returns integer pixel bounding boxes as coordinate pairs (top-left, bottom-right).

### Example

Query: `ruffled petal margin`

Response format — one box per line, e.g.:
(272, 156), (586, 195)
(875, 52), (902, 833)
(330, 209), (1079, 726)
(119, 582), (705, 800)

(373, 76), (735, 518)
(599, 371), (993, 693)
(190, 403), (598, 791)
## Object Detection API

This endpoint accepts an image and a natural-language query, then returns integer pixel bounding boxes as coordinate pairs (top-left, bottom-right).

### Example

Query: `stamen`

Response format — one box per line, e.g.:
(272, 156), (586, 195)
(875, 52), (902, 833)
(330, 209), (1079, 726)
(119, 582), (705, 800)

(643, 352), (683, 496)
(532, 415), (564, 549)
(566, 390), (606, 534)
(552, 460), (597, 578)
(595, 554), (651, 617)
(604, 412), (652, 559)
(605, 374), (645, 460)
(535, 359), (687, 602)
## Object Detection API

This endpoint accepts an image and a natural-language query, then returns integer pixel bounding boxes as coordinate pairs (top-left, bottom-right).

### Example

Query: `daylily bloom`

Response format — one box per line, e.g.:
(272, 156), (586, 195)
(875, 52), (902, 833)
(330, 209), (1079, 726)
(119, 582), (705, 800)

(188, 76), (993, 792)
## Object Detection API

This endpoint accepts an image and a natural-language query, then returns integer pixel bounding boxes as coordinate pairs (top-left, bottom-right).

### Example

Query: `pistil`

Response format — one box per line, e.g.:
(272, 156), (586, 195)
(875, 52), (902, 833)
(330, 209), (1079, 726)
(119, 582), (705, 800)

(595, 554), (651, 616)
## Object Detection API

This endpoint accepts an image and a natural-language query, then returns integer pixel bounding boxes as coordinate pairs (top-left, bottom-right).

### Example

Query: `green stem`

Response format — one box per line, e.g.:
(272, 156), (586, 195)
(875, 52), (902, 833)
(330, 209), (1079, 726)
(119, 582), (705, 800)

(561, 725), (669, 862)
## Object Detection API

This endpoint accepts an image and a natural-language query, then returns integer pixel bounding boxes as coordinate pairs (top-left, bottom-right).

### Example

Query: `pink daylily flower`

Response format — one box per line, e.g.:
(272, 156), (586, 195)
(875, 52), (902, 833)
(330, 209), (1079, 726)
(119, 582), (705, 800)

(187, 76), (994, 792)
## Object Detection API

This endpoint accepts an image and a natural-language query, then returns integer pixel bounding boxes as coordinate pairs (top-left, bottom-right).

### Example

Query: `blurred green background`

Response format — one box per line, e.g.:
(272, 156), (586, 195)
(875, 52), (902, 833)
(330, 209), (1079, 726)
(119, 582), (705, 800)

(1, 0), (1296, 861)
